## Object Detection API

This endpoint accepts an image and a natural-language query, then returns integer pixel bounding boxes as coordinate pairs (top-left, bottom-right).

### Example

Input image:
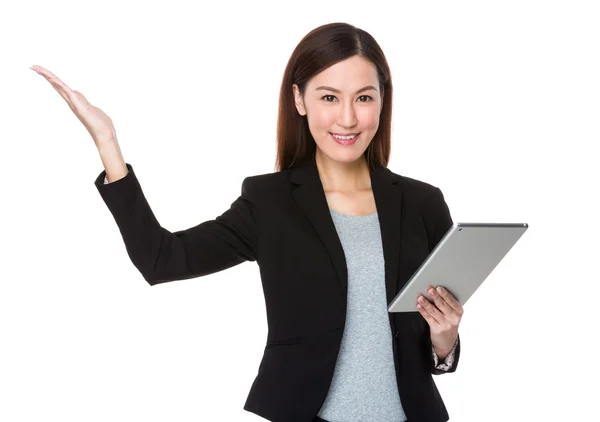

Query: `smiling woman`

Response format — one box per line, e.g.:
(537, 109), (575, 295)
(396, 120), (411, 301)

(32, 21), (462, 422)
(290, 56), (386, 169)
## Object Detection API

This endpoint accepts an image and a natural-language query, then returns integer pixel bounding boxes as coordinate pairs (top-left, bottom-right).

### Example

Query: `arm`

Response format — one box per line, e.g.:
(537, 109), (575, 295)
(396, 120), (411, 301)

(420, 187), (461, 374)
(95, 163), (259, 285)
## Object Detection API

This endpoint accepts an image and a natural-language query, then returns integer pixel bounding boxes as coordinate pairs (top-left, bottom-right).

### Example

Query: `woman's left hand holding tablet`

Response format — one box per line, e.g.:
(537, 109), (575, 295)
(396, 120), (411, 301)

(416, 285), (464, 360)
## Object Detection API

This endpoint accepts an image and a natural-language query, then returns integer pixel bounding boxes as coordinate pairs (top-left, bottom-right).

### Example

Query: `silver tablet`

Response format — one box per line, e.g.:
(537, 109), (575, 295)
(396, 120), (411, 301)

(388, 223), (529, 313)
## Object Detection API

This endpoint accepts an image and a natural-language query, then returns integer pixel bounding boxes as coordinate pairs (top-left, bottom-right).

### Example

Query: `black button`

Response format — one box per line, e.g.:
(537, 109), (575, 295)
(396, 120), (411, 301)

(395, 330), (399, 338)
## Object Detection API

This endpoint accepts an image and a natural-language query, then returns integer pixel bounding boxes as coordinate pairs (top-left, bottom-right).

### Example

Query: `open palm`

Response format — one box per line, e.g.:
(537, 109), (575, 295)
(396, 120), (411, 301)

(31, 65), (117, 146)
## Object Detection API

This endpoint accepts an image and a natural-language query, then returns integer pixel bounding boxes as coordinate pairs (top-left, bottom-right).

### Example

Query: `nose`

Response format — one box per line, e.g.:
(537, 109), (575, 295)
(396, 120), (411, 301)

(337, 101), (358, 129)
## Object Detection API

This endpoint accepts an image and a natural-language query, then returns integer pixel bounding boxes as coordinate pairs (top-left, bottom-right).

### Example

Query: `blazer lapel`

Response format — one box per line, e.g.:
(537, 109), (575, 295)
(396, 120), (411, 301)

(290, 153), (404, 306)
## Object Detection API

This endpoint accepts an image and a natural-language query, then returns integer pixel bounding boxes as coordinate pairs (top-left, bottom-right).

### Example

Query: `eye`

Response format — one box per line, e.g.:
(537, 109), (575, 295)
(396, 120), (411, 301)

(321, 95), (374, 103)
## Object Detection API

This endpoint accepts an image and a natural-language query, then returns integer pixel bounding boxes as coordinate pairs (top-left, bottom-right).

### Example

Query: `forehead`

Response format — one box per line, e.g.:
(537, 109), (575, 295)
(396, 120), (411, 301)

(308, 56), (379, 90)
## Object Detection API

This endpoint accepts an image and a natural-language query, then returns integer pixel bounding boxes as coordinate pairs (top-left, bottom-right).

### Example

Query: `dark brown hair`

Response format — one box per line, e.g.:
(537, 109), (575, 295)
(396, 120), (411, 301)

(275, 22), (393, 172)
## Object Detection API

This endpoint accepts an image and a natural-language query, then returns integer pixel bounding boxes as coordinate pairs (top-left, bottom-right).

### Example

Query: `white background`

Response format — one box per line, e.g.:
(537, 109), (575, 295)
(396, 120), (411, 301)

(2, 0), (598, 420)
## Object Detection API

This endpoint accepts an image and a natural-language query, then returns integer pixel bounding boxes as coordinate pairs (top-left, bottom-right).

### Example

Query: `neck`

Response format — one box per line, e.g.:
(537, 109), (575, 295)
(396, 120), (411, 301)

(315, 149), (371, 193)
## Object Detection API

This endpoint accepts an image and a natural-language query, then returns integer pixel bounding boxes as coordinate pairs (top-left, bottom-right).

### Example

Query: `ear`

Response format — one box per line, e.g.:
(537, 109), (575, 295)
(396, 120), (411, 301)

(380, 86), (385, 112)
(292, 84), (307, 116)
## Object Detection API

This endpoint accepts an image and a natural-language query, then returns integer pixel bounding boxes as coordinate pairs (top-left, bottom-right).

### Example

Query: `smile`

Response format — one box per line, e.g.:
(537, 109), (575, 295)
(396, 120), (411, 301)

(330, 133), (359, 145)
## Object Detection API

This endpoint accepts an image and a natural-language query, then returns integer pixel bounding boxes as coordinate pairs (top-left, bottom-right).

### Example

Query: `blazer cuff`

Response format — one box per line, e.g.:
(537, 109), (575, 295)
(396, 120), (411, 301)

(432, 337), (459, 371)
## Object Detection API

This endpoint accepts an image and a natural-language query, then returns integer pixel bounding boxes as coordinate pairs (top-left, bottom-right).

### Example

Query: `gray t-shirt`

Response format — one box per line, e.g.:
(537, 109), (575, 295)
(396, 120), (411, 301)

(317, 209), (456, 422)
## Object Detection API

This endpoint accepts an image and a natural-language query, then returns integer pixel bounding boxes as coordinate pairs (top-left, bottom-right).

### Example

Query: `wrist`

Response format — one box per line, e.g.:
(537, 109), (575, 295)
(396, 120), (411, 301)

(97, 139), (128, 183)
(433, 344), (452, 361)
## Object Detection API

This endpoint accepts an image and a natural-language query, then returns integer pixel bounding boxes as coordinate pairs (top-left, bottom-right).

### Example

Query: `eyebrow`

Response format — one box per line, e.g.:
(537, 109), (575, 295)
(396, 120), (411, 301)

(315, 85), (377, 95)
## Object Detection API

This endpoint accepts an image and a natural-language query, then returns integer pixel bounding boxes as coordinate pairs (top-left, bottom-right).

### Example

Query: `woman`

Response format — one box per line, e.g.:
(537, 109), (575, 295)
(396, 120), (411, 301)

(32, 22), (463, 422)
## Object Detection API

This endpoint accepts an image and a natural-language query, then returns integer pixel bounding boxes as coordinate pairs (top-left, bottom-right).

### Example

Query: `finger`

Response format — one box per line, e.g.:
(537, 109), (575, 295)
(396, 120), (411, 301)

(436, 286), (463, 314)
(52, 85), (94, 119)
(418, 295), (444, 325)
(428, 286), (452, 316)
(48, 81), (75, 109)
(33, 66), (79, 107)
(417, 303), (440, 329)
(33, 66), (71, 90)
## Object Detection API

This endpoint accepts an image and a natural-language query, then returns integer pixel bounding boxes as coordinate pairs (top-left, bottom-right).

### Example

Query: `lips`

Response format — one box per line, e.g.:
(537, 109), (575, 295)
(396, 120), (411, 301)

(330, 133), (359, 145)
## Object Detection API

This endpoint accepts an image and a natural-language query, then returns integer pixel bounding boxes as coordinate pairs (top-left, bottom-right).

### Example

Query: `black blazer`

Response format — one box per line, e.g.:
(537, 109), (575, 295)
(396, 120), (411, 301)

(94, 152), (460, 422)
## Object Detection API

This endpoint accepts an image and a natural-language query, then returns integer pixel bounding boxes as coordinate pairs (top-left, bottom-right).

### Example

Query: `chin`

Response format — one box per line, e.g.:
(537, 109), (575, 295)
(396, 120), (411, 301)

(317, 145), (367, 165)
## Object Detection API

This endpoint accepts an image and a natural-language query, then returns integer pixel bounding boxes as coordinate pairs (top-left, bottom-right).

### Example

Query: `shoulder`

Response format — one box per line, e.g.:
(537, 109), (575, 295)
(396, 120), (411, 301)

(382, 167), (452, 227)
(239, 169), (290, 199)
(243, 169), (288, 187)
(384, 167), (453, 249)
(382, 166), (443, 200)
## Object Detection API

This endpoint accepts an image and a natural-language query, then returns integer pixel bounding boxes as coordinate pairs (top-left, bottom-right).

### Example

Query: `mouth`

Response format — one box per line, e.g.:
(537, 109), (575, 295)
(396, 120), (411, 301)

(330, 132), (360, 145)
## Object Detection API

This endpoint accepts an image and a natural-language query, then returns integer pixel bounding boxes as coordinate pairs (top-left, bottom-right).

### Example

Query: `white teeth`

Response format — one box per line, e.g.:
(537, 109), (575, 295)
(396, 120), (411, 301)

(332, 134), (357, 140)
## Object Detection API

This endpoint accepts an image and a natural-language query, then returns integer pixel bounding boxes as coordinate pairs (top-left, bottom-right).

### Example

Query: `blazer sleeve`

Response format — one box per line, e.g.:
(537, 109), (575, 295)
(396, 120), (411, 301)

(432, 337), (459, 371)
(94, 163), (259, 285)
(420, 186), (461, 374)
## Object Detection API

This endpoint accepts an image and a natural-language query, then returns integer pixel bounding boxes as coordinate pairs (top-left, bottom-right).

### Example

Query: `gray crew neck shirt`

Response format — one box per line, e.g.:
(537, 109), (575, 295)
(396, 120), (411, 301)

(316, 209), (408, 422)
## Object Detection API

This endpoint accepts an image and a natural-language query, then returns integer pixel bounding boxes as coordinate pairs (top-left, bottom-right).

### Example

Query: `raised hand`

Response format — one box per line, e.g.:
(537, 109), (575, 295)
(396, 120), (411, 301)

(31, 65), (118, 147)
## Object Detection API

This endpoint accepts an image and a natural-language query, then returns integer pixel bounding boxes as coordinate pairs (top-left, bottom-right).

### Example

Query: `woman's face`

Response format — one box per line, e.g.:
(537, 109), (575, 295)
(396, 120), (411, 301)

(293, 55), (383, 165)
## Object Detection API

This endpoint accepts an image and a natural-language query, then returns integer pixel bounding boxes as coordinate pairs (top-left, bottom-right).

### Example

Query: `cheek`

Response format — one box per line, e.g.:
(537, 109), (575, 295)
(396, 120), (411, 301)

(358, 109), (380, 129)
(307, 108), (336, 130)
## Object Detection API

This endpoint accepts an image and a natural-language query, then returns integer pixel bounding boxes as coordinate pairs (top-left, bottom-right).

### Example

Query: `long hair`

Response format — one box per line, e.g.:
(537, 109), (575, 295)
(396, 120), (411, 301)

(275, 22), (393, 172)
